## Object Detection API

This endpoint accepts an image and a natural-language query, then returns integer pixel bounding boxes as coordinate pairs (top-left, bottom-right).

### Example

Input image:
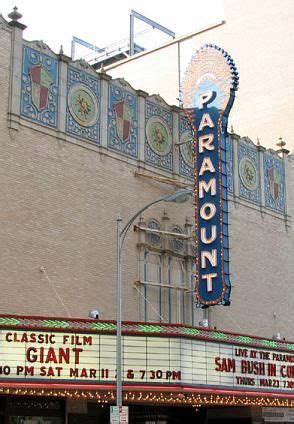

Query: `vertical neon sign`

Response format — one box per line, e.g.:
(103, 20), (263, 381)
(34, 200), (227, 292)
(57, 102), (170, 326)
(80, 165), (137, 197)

(181, 45), (238, 306)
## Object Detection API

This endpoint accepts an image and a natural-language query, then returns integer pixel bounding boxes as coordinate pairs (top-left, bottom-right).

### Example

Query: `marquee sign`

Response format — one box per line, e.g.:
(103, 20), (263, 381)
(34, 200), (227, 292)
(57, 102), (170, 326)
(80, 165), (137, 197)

(0, 328), (293, 395)
(181, 44), (238, 306)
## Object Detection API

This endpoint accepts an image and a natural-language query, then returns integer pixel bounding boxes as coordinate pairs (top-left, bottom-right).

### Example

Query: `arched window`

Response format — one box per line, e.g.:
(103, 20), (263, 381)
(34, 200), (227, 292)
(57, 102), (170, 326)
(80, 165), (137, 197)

(136, 218), (203, 326)
(137, 250), (201, 325)
(143, 250), (163, 322)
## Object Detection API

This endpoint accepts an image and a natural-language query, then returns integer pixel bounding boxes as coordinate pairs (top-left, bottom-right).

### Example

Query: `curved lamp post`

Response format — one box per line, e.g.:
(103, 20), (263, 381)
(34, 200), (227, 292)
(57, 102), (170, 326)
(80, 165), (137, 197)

(116, 188), (192, 408)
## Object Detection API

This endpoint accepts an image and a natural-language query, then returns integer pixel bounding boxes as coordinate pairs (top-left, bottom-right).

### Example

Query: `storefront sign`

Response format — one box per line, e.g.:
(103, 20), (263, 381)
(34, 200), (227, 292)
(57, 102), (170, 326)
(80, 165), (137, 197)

(0, 329), (292, 394)
(181, 45), (239, 306)
(263, 407), (294, 422)
(110, 406), (129, 424)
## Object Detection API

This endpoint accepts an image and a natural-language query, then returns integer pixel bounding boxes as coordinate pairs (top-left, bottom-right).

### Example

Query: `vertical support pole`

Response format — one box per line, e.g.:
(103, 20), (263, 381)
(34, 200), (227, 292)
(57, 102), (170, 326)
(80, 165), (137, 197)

(116, 217), (123, 408)
(71, 38), (75, 60)
(129, 13), (134, 56)
(177, 41), (181, 107)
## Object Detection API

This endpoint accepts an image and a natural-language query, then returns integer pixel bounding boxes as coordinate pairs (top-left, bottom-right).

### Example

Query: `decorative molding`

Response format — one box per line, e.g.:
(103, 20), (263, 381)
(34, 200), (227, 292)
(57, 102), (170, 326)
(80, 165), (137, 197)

(136, 89), (149, 98)
(70, 59), (98, 76)
(146, 219), (161, 246)
(112, 77), (136, 92)
(263, 153), (286, 214)
(238, 141), (260, 204)
(20, 45), (59, 127)
(148, 94), (171, 108)
(239, 136), (257, 148)
(66, 66), (100, 144)
(0, 315), (291, 351)
(168, 225), (185, 252)
(0, 14), (11, 31)
(145, 101), (173, 171)
(179, 116), (193, 179)
(108, 83), (138, 158)
(25, 40), (58, 56)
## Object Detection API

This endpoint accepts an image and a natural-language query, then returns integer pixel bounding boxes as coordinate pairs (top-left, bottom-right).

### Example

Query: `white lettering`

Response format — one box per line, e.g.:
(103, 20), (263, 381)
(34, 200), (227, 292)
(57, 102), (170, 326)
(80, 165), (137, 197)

(201, 249), (217, 268)
(199, 157), (215, 176)
(202, 273), (218, 292)
(200, 203), (216, 220)
(198, 113), (214, 131)
(199, 134), (215, 153)
(199, 178), (216, 198)
(198, 91), (214, 109)
(200, 226), (217, 244)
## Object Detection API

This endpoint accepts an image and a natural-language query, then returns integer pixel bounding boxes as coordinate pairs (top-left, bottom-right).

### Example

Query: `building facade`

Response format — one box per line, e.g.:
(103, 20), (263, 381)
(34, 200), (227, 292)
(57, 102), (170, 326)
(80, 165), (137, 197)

(106, 0), (294, 151)
(0, 8), (293, 424)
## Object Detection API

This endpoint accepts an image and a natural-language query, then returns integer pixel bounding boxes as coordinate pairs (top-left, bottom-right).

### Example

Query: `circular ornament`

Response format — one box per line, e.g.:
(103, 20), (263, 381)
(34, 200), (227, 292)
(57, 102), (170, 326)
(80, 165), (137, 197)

(239, 157), (258, 190)
(146, 117), (172, 156)
(68, 84), (99, 127)
(147, 219), (161, 245)
(169, 226), (184, 252)
(179, 131), (194, 167)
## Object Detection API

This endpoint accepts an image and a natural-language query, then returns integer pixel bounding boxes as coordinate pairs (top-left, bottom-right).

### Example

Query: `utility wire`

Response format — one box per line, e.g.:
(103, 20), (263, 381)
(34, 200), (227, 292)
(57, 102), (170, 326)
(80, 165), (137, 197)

(40, 266), (71, 318)
(134, 283), (166, 322)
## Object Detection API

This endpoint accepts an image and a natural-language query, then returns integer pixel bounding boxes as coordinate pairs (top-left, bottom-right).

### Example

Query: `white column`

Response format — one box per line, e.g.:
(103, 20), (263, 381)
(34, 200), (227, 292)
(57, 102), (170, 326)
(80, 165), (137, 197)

(137, 89), (148, 164)
(99, 72), (112, 149)
(8, 20), (27, 131)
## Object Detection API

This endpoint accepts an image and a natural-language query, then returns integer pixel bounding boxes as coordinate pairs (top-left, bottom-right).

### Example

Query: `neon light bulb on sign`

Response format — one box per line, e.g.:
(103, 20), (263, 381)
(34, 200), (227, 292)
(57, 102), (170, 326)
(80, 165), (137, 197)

(181, 45), (239, 306)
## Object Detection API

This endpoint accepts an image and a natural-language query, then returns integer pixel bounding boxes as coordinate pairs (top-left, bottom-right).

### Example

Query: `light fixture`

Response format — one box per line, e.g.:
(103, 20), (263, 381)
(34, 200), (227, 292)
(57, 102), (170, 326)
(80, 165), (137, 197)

(199, 318), (209, 328)
(116, 188), (192, 410)
(89, 309), (100, 319)
(162, 188), (193, 203)
(273, 332), (282, 340)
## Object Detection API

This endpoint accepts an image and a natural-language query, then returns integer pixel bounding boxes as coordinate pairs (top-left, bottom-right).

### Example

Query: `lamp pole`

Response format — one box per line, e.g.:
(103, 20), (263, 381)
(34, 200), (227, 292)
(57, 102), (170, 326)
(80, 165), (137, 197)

(116, 188), (192, 410)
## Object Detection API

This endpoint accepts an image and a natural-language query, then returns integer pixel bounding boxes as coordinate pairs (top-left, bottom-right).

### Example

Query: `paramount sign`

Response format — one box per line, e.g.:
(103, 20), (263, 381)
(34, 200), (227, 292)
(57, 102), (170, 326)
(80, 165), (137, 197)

(181, 45), (239, 306)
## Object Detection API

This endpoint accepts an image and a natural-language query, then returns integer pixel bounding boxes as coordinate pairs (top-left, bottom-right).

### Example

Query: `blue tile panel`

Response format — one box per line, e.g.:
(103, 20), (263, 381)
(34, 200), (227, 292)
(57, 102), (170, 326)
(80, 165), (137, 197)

(179, 116), (194, 180)
(226, 136), (234, 194)
(238, 142), (260, 204)
(66, 67), (100, 144)
(21, 46), (58, 127)
(145, 102), (173, 171)
(108, 84), (138, 158)
(264, 153), (286, 214)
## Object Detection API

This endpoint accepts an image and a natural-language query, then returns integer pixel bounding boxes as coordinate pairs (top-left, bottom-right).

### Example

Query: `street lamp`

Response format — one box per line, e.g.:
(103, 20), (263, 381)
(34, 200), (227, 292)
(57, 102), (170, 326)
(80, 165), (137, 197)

(116, 188), (192, 409)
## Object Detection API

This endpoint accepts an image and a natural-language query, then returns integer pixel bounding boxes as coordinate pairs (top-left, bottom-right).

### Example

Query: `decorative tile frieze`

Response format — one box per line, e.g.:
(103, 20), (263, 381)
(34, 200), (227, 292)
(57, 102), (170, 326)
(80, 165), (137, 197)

(145, 101), (173, 171)
(264, 153), (286, 214)
(108, 84), (138, 158)
(238, 141), (260, 204)
(66, 66), (100, 144)
(21, 46), (58, 127)
(179, 116), (194, 180)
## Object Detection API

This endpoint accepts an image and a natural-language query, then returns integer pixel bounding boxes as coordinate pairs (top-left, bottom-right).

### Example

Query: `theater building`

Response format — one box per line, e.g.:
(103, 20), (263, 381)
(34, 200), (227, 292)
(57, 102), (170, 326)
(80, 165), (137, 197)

(0, 7), (293, 424)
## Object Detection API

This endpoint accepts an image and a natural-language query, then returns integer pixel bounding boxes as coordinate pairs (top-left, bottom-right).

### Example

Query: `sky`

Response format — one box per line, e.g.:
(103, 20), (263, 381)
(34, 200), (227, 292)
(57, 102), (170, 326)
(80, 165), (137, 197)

(0, 0), (224, 57)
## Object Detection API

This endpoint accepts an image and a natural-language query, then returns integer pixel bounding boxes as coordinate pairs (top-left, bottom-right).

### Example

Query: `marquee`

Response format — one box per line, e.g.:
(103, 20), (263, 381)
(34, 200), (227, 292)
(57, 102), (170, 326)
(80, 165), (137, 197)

(0, 315), (292, 403)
